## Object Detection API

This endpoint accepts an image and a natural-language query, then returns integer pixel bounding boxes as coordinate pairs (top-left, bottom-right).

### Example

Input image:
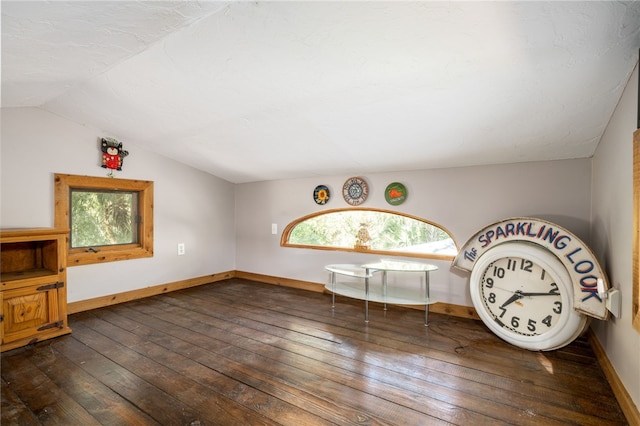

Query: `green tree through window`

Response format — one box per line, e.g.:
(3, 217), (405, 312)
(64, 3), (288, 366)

(70, 190), (138, 248)
(282, 208), (457, 260)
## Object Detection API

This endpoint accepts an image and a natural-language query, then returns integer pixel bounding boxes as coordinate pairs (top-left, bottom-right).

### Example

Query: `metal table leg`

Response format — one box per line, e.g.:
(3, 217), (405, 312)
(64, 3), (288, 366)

(365, 268), (370, 322)
(382, 271), (388, 311)
(331, 271), (336, 308)
(424, 271), (430, 326)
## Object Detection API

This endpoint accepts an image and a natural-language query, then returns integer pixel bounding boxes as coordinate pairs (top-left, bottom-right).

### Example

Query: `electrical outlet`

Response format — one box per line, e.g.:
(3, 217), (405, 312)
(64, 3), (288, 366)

(177, 243), (185, 256)
(272, 223), (277, 234)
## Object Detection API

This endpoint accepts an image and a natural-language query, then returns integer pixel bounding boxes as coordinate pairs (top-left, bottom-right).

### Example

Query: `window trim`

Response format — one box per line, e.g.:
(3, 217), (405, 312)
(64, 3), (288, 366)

(280, 207), (458, 261)
(633, 129), (640, 333)
(54, 173), (154, 266)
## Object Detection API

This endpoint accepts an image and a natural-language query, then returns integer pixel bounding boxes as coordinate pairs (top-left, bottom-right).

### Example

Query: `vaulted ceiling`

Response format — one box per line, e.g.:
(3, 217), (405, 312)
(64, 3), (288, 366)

(2, 1), (639, 183)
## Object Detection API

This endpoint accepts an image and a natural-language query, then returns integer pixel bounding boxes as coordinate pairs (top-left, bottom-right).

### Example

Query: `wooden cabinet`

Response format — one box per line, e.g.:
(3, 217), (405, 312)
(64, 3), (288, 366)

(1, 228), (72, 352)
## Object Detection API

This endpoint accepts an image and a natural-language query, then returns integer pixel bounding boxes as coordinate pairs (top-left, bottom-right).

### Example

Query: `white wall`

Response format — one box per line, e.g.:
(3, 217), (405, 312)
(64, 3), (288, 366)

(591, 64), (640, 409)
(235, 159), (592, 307)
(1, 107), (236, 302)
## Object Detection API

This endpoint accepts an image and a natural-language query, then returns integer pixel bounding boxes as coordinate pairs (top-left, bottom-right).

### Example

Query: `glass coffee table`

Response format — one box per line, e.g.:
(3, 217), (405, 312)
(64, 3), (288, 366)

(325, 260), (438, 325)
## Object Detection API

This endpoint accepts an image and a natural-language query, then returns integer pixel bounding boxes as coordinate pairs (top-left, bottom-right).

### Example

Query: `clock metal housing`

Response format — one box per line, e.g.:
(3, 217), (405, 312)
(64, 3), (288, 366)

(470, 242), (588, 351)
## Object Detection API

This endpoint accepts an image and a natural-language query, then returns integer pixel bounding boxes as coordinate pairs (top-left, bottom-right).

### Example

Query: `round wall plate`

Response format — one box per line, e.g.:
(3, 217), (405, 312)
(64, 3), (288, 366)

(385, 182), (407, 205)
(342, 177), (369, 206)
(313, 185), (330, 205)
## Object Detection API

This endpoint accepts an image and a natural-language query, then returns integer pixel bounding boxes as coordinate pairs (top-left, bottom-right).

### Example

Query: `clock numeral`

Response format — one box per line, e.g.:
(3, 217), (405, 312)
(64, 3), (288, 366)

(540, 269), (546, 280)
(485, 277), (494, 288)
(493, 267), (505, 278)
(527, 319), (537, 332)
(553, 301), (562, 314)
(511, 316), (520, 328)
(542, 315), (553, 327)
(549, 282), (560, 295)
(520, 259), (533, 272)
(506, 258), (534, 272)
(498, 306), (507, 318)
(488, 292), (496, 304)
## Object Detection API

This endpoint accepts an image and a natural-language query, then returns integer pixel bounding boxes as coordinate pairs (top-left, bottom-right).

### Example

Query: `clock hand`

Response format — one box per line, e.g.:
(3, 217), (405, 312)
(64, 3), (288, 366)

(500, 291), (523, 308)
(519, 291), (560, 296)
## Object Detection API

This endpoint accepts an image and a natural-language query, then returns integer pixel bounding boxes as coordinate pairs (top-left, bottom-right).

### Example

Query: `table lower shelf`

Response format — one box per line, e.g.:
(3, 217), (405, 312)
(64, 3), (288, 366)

(325, 281), (436, 305)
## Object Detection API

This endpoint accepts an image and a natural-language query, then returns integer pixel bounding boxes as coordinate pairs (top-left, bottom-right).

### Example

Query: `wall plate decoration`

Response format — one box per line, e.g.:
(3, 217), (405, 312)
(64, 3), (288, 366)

(313, 185), (330, 205)
(342, 177), (369, 206)
(385, 182), (407, 205)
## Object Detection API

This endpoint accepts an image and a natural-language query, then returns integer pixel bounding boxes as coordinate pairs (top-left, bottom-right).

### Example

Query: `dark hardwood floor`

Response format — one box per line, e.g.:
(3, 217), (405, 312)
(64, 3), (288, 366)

(1, 279), (628, 425)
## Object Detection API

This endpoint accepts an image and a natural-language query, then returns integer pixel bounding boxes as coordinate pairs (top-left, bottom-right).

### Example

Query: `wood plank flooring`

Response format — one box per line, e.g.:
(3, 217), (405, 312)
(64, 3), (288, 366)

(1, 279), (628, 425)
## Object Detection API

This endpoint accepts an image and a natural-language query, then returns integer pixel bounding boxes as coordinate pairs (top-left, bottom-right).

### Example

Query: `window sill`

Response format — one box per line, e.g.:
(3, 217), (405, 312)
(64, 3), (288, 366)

(68, 246), (153, 266)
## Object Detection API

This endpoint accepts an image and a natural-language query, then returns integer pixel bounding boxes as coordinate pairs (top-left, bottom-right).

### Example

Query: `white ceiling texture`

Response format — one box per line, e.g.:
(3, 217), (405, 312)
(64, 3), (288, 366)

(2, 1), (640, 183)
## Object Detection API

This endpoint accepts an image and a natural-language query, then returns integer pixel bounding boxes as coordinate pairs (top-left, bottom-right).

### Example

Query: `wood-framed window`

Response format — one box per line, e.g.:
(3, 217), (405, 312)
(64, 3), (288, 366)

(633, 129), (640, 333)
(281, 207), (458, 261)
(54, 173), (153, 266)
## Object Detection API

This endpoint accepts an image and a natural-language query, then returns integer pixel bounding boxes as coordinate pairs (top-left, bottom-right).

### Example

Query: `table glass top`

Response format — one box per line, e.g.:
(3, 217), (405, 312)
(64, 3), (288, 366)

(324, 264), (375, 278)
(362, 260), (438, 272)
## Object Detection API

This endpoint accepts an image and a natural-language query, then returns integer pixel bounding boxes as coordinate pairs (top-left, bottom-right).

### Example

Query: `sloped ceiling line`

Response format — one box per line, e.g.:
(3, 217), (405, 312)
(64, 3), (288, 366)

(2, 1), (639, 183)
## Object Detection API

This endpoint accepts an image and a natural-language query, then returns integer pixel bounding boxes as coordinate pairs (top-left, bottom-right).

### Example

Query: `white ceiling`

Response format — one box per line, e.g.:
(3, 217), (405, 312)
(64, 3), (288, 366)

(2, 1), (639, 183)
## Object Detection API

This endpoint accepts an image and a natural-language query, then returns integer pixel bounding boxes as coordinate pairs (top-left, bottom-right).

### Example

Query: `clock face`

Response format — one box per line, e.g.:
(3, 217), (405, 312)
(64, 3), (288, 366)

(342, 177), (369, 206)
(470, 242), (587, 351)
(478, 255), (562, 337)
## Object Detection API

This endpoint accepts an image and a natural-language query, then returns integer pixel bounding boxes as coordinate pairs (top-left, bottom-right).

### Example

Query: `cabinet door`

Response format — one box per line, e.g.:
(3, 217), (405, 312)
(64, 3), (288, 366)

(0, 282), (61, 345)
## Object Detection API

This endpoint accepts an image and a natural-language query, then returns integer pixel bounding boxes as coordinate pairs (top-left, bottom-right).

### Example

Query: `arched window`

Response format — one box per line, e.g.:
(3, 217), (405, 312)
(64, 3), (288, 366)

(281, 207), (458, 260)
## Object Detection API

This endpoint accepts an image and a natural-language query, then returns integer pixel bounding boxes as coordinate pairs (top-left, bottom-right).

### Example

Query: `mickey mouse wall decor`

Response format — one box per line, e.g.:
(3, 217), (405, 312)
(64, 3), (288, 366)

(100, 137), (129, 176)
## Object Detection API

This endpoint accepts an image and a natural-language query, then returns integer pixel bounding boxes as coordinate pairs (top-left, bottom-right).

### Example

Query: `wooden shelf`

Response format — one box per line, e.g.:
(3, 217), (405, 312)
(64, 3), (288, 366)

(1, 268), (58, 282)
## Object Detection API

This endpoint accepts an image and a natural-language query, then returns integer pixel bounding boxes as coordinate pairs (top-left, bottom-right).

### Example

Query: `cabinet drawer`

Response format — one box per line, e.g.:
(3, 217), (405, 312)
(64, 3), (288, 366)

(1, 283), (61, 345)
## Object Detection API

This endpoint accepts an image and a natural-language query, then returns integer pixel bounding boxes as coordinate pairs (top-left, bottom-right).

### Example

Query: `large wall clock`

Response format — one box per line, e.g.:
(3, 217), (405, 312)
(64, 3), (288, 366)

(469, 242), (588, 351)
(453, 217), (610, 351)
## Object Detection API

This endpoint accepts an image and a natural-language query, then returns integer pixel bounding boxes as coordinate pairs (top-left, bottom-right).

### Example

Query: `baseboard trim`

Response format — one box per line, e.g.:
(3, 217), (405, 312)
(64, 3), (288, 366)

(67, 271), (236, 314)
(234, 271), (323, 293)
(587, 330), (640, 425)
